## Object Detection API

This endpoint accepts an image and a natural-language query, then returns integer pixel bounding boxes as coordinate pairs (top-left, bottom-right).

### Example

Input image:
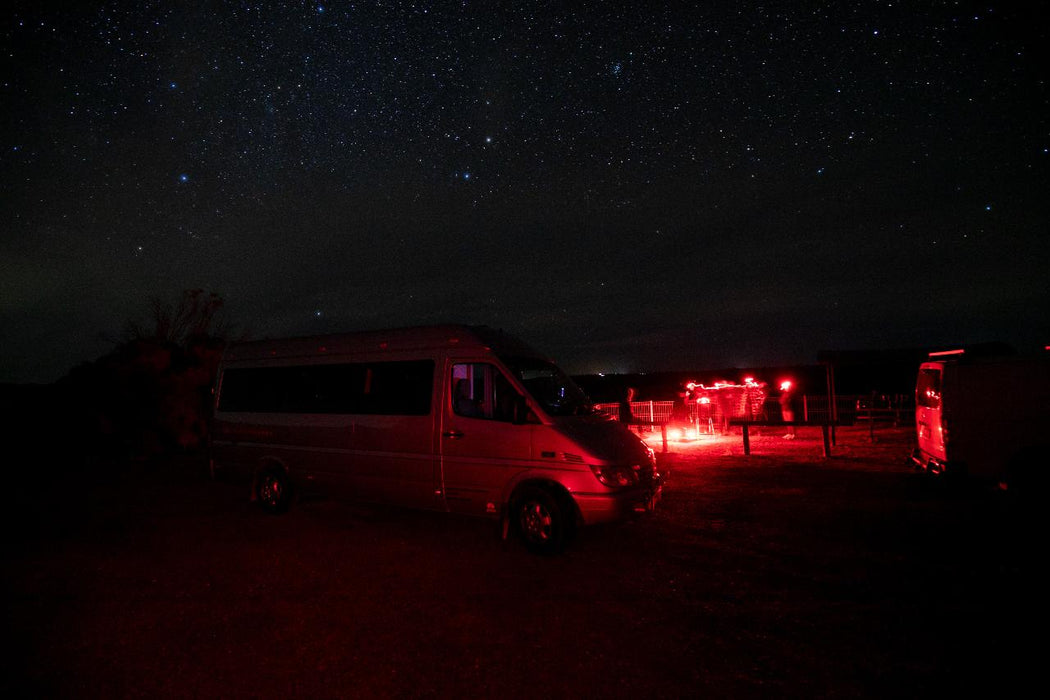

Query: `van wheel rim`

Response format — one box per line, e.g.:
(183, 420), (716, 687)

(520, 501), (552, 542)
(261, 476), (282, 507)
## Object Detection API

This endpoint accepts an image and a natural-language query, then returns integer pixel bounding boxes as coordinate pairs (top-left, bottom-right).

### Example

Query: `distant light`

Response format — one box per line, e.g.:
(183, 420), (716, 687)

(178, 173), (189, 182)
(779, 380), (792, 392)
(929, 348), (965, 357)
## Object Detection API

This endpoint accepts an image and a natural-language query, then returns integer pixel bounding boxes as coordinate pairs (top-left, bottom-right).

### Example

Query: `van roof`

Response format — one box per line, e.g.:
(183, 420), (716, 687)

(222, 324), (546, 363)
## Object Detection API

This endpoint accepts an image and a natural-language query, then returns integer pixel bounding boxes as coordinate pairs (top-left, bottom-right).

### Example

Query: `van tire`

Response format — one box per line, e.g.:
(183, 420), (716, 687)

(512, 485), (571, 555)
(256, 466), (293, 514)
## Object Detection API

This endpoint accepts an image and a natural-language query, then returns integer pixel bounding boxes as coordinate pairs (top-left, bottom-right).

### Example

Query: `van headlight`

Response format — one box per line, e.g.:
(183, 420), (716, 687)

(590, 464), (640, 488)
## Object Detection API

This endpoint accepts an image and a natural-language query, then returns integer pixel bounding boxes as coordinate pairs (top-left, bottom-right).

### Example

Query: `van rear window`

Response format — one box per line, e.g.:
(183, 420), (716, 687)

(916, 369), (941, 408)
(218, 360), (433, 415)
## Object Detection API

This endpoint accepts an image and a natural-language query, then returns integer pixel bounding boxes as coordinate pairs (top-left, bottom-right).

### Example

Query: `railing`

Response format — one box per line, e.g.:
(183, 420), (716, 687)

(729, 419), (834, 457)
(594, 401), (675, 424)
(594, 395), (913, 455)
(595, 401), (675, 452)
(795, 394), (913, 426)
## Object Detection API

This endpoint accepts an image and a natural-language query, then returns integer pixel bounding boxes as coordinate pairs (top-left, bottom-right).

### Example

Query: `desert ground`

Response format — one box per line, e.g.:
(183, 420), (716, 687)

(4, 425), (1038, 698)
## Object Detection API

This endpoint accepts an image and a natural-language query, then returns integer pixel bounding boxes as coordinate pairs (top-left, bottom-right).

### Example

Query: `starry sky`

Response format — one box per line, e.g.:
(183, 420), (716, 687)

(3, 1), (1048, 383)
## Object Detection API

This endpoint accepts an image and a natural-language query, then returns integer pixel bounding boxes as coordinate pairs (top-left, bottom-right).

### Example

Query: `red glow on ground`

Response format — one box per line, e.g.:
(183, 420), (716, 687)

(638, 425), (836, 457)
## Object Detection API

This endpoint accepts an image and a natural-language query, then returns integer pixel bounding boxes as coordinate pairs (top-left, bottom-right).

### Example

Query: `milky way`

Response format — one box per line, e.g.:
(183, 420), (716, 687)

(2, 2), (1048, 382)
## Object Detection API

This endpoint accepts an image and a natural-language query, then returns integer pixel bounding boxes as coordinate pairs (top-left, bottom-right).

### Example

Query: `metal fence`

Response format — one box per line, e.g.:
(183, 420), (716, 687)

(594, 401), (676, 424)
(595, 395), (914, 428)
(794, 394), (914, 426)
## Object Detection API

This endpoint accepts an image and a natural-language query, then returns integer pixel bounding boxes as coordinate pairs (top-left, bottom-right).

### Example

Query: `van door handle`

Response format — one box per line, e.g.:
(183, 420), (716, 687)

(442, 430), (465, 440)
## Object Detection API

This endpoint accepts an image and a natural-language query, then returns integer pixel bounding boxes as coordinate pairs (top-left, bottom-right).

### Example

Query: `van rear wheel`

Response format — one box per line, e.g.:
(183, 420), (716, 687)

(513, 486), (570, 554)
(256, 467), (293, 514)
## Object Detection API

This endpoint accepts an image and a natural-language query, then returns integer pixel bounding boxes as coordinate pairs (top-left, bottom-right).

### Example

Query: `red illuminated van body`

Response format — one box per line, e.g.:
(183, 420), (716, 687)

(210, 325), (662, 552)
(911, 351), (1050, 490)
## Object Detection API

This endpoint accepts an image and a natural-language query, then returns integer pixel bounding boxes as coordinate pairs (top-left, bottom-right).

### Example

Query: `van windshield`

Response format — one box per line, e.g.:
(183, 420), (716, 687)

(503, 357), (596, 416)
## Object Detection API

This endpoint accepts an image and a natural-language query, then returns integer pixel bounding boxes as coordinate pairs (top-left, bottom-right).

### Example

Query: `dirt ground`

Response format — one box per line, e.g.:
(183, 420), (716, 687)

(3, 426), (1040, 698)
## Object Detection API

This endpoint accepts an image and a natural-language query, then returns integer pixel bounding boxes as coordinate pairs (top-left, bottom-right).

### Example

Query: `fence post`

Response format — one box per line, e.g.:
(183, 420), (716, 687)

(826, 363), (838, 446)
(868, 396), (875, 442)
(803, 394), (809, 422)
(742, 421), (751, 455)
(821, 423), (831, 457)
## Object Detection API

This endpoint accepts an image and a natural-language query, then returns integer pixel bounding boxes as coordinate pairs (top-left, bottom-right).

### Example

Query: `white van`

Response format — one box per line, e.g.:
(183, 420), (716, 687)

(911, 348), (1050, 491)
(210, 325), (662, 552)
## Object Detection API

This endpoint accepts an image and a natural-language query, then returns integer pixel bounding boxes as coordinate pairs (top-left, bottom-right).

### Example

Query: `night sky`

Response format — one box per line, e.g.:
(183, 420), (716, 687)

(3, 1), (1048, 383)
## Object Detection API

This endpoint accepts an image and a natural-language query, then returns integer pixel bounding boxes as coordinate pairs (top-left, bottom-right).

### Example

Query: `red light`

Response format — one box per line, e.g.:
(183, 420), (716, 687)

(929, 348), (965, 357)
(779, 380), (792, 392)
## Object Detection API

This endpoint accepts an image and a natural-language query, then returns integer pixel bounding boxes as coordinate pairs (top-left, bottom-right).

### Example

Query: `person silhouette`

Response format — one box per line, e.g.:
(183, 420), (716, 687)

(619, 386), (637, 428)
(779, 380), (796, 439)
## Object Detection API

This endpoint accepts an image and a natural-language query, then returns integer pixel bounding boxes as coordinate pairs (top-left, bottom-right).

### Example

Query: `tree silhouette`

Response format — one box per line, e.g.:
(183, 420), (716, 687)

(123, 289), (233, 348)
(61, 290), (240, 460)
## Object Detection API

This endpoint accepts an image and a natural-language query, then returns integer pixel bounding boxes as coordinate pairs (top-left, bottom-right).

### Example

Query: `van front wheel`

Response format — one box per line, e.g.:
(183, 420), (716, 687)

(513, 486), (569, 554)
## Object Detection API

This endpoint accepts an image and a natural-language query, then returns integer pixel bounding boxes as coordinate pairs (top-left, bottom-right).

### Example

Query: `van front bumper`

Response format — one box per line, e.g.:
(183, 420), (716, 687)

(574, 483), (662, 525)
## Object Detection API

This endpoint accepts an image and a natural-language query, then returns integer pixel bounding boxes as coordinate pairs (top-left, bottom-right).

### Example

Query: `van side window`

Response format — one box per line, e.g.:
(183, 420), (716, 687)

(451, 363), (520, 422)
(218, 360), (433, 415)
